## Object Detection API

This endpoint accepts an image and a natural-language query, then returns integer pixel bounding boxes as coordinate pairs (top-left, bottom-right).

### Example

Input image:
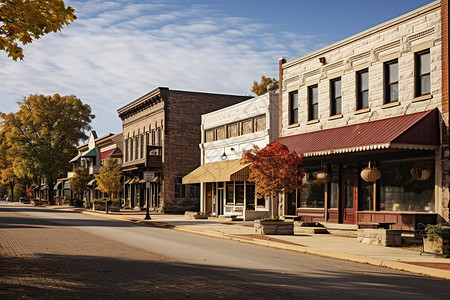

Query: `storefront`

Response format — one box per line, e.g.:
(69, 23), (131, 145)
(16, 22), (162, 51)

(280, 109), (440, 230)
(183, 159), (270, 220)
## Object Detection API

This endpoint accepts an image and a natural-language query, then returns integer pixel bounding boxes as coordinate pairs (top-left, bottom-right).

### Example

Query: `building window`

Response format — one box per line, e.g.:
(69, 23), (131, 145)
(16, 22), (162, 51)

(146, 131), (150, 146)
(140, 134), (144, 159)
(299, 173), (324, 208)
(175, 177), (185, 198)
(384, 59), (398, 103)
(330, 78), (342, 116)
(129, 138), (133, 161)
(379, 159), (434, 212)
(135, 136), (139, 159)
(308, 85), (319, 120)
(157, 127), (162, 146)
(151, 129), (156, 146)
(189, 184), (200, 199)
(415, 50), (430, 97)
(357, 69), (369, 110)
(289, 91), (298, 124)
(124, 139), (128, 162)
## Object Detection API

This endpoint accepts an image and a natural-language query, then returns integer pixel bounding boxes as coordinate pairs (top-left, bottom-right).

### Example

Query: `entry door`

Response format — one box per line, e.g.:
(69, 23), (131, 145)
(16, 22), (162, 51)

(341, 173), (358, 224)
(217, 188), (224, 216)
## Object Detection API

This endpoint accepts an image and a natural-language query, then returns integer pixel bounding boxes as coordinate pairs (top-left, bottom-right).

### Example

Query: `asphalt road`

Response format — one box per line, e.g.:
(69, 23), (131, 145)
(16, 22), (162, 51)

(1, 202), (450, 299)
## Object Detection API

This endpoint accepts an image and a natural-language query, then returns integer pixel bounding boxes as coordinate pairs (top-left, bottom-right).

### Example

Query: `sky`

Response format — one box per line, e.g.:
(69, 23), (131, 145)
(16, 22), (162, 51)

(0, 0), (435, 138)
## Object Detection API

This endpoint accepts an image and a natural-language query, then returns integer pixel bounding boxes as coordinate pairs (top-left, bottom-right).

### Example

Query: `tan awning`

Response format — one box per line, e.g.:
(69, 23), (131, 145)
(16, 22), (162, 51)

(182, 159), (250, 184)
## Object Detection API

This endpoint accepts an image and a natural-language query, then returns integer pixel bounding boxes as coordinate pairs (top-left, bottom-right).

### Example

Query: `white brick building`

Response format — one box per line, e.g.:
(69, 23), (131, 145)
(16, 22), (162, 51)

(183, 93), (279, 220)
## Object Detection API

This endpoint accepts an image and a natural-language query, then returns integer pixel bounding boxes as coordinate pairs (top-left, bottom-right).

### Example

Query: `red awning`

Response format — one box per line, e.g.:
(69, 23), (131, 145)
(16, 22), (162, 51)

(100, 148), (116, 160)
(277, 109), (439, 157)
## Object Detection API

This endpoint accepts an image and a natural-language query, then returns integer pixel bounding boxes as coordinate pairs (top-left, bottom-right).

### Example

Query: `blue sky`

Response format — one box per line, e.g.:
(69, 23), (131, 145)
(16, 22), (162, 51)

(0, 0), (434, 137)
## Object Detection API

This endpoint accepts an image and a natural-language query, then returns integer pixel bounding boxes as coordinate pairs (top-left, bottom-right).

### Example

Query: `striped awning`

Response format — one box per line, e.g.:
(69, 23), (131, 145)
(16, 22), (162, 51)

(277, 109), (439, 157)
(182, 159), (250, 184)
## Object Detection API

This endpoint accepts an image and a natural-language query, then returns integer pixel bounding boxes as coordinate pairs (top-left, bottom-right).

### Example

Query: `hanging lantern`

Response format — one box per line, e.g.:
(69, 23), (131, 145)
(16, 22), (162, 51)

(315, 171), (330, 183)
(411, 168), (431, 181)
(360, 161), (381, 183)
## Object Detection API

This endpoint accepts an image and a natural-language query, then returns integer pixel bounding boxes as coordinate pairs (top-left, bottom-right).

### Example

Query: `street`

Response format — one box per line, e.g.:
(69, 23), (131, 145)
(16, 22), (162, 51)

(1, 203), (450, 299)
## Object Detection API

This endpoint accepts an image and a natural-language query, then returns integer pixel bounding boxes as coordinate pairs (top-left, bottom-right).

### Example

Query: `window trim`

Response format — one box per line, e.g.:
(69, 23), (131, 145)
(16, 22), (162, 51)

(330, 77), (342, 116)
(384, 59), (399, 104)
(288, 90), (299, 125)
(308, 84), (319, 121)
(356, 68), (369, 110)
(415, 49), (431, 97)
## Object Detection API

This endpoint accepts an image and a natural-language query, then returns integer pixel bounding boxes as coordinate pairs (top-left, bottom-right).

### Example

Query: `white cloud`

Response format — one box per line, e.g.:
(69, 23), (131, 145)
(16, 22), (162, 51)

(0, 0), (321, 136)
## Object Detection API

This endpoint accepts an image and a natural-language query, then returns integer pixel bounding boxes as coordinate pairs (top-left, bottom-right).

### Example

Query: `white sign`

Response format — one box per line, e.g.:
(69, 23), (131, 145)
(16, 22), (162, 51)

(143, 171), (155, 181)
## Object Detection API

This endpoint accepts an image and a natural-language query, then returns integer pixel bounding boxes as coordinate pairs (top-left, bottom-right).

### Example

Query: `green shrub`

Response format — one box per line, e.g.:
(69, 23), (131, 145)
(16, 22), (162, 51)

(90, 198), (120, 205)
(73, 199), (83, 207)
(425, 223), (444, 238)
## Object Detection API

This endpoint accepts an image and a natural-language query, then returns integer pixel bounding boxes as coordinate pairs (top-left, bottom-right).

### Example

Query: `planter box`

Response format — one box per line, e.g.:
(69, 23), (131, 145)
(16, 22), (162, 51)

(423, 236), (450, 256)
(92, 203), (120, 212)
(254, 220), (294, 235)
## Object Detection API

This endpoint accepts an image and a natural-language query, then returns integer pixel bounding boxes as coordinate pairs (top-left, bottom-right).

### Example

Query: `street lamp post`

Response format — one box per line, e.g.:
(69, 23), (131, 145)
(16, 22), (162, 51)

(144, 184), (151, 220)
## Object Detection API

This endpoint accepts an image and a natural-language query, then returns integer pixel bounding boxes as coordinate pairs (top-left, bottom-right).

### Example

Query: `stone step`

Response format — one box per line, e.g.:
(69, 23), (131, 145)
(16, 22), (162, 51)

(295, 227), (329, 235)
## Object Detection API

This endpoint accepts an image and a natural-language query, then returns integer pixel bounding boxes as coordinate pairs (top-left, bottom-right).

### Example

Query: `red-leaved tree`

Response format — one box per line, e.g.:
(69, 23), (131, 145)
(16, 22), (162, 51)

(242, 142), (305, 206)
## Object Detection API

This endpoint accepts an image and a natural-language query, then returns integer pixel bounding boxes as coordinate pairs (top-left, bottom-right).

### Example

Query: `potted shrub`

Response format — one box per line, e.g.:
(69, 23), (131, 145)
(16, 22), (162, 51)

(254, 217), (294, 235)
(423, 223), (450, 256)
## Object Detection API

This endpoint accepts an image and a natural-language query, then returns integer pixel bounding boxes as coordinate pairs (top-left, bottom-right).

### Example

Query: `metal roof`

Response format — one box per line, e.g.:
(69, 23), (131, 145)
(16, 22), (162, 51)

(277, 109), (439, 157)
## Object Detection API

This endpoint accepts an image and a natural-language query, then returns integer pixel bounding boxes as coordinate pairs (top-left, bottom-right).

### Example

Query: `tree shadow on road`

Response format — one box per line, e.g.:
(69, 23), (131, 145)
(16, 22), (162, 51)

(1, 252), (450, 300)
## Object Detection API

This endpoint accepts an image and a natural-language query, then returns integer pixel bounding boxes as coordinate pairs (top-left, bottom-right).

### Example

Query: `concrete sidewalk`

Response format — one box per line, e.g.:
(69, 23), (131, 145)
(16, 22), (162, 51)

(16, 203), (450, 280)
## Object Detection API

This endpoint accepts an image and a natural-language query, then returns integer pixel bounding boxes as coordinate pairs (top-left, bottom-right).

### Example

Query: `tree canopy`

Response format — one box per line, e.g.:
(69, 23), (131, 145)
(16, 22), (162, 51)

(251, 75), (279, 96)
(241, 142), (305, 198)
(0, 0), (77, 60)
(95, 158), (122, 199)
(0, 94), (94, 203)
(70, 167), (92, 198)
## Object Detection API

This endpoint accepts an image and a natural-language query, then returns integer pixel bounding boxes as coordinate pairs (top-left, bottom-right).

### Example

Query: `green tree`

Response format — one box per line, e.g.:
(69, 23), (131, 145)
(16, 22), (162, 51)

(95, 158), (122, 213)
(251, 75), (279, 96)
(0, 0), (76, 60)
(70, 167), (92, 201)
(1, 94), (94, 204)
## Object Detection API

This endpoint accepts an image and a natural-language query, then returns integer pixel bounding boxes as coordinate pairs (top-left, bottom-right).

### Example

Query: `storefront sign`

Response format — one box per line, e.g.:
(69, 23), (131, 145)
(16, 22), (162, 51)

(143, 172), (155, 181)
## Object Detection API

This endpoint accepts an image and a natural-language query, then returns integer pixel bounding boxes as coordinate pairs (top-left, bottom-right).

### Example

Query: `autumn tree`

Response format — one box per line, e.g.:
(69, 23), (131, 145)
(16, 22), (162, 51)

(70, 167), (92, 201)
(0, 0), (76, 60)
(0, 123), (18, 201)
(95, 158), (122, 213)
(242, 141), (305, 217)
(251, 75), (279, 96)
(1, 94), (94, 204)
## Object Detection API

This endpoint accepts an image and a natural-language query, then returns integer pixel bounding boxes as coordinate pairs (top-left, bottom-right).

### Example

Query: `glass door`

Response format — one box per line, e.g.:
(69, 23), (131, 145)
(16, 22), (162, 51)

(341, 173), (357, 224)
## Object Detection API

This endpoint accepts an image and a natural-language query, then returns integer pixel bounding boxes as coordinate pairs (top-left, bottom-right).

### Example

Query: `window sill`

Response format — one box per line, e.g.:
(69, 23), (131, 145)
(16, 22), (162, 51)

(306, 119), (320, 125)
(355, 107), (370, 115)
(381, 101), (400, 109)
(288, 123), (300, 129)
(328, 114), (343, 121)
(412, 94), (432, 103)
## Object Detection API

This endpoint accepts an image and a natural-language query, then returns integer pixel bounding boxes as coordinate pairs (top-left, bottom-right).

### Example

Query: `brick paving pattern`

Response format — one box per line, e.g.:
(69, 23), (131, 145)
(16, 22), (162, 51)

(0, 210), (299, 299)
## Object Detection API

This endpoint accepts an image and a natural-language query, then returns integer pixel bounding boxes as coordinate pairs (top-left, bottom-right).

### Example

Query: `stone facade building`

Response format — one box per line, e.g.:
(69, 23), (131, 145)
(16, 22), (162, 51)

(117, 87), (251, 213)
(183, 93), (279, 220)
(278, 0), (449, 230)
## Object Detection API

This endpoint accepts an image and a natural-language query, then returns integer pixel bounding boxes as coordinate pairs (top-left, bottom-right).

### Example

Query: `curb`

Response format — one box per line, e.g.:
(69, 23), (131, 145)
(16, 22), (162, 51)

(28, 204), (450, 281)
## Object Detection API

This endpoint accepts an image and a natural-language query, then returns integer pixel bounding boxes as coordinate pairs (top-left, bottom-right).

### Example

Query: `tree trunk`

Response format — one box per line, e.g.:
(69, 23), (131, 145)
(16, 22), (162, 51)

(48, 176), (55, 205)
(9, 179), (15, 202)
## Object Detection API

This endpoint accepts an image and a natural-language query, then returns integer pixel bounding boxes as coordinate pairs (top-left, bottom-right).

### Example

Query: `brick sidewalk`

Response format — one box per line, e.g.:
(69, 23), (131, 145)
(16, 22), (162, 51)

(0, 209), (299, 299)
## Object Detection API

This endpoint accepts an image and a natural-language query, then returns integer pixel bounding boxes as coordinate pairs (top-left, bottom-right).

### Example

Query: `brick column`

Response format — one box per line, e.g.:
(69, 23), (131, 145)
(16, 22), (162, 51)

(278, 57), (286, 136)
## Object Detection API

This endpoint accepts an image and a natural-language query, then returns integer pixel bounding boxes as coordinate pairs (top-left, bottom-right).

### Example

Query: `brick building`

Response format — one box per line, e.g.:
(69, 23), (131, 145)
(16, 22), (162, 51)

(117, 87), (251, 213)
(278, 0), (449, 230)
